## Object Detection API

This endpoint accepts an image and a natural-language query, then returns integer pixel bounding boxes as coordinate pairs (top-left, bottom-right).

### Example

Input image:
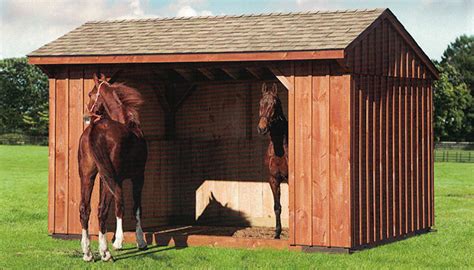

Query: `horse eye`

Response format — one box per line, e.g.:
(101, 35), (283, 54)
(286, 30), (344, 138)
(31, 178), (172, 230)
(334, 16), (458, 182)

(88, 92), (92, 97)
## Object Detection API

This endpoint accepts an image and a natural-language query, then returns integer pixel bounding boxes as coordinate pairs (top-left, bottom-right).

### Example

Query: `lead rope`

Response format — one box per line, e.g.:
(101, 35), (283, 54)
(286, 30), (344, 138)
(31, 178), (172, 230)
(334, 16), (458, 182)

(88, 81), (108, 123)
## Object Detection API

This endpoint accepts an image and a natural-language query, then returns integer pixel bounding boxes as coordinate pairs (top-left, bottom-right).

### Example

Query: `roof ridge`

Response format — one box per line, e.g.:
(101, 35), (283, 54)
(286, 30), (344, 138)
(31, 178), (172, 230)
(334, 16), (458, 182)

(86, 8), (386, 24)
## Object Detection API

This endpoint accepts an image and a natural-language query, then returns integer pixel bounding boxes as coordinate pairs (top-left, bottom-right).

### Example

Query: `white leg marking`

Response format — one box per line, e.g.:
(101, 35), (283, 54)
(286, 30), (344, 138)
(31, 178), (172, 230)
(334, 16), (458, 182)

(135, 208), (147, 250)
(81, 229), (93, 262)
(112, 217), (124, 250)
(98, 231), (112, 261)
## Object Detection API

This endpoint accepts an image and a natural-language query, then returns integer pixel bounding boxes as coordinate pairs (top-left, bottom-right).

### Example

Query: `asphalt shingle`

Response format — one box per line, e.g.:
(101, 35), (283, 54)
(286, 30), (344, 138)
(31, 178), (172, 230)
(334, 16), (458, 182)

(29, 9), (385, 56)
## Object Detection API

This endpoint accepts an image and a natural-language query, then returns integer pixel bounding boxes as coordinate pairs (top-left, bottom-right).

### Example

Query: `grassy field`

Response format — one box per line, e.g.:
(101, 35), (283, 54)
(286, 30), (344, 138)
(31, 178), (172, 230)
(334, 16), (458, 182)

(0, 145), (473, 269)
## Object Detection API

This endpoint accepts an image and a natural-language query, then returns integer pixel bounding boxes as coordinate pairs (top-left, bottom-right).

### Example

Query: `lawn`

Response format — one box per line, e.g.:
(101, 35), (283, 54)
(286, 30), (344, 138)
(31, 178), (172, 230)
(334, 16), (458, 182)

(0, 145), (473, 269)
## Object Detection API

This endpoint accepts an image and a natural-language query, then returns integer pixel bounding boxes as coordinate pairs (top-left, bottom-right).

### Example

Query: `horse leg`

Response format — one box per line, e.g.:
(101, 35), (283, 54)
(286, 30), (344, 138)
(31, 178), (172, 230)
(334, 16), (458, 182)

(132, 174), (147, 250)
(269, 175), (282, 239)
(112, 182), (124, 250)
(79, 171), (97, 262)
(98, 179), (114, 262)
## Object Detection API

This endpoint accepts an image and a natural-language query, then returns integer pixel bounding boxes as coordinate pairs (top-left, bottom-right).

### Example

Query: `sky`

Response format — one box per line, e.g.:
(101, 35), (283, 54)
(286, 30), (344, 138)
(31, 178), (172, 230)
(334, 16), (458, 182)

(0, 0), (472, 60)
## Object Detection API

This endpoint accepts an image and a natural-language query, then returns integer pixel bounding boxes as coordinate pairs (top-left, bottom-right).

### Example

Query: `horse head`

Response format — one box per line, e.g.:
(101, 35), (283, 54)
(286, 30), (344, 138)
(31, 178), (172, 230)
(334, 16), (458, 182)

(257, 82), (282, 135)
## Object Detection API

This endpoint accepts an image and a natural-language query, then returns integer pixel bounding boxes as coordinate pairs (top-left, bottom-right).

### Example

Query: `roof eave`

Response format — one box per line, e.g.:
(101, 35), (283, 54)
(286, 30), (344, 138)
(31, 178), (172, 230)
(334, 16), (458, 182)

(28, 49), (345, 65)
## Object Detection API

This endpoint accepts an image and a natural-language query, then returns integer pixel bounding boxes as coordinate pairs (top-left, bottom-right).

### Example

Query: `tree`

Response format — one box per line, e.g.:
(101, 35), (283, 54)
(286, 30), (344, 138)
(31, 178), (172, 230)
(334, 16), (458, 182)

(0, 57), (49, 136)
(433, 62), (472, 141)
(441, 35), (474, 92)
(436, 35), (474, 142)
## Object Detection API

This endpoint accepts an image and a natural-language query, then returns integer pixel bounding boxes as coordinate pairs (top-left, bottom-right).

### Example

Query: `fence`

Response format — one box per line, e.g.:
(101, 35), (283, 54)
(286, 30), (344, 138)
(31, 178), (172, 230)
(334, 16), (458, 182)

(0, 133), (48, 146)
(434, 142), (474, 163)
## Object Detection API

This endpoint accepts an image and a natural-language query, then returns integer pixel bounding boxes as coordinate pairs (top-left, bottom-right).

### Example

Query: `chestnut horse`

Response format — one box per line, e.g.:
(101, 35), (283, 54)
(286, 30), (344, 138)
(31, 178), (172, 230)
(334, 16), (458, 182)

(78, 74), (147, 262)
(257, 83), (288, 239)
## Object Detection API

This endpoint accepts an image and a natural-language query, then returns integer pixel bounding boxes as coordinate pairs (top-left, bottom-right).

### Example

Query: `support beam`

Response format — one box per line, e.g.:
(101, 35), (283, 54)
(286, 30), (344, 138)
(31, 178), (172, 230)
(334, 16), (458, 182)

(268, 66), (294, 91)
(245, 67), (263, 80)
(335, 59), (350, 73)
(174, 85), (197, 111)
(173, 68), (195, 81)
(197, 68), (215, 80)
(28, 49), (346, 65)
(220, 67), (240, 80)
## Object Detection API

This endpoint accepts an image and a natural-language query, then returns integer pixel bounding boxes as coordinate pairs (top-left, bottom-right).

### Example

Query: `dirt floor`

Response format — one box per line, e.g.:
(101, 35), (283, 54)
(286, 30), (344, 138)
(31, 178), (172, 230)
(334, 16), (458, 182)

(149, 226), (289, 240)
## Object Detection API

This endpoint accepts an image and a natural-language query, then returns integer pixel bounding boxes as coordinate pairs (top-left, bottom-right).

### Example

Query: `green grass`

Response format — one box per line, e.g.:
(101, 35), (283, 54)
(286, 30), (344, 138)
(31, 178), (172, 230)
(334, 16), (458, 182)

(0, 145), (473, 269)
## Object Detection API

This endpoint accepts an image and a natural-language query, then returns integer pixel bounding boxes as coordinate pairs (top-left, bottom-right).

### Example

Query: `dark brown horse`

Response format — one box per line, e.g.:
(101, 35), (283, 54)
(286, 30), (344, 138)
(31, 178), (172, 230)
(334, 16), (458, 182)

(78, 74), (147, 262)
(257, 83), (288, 239)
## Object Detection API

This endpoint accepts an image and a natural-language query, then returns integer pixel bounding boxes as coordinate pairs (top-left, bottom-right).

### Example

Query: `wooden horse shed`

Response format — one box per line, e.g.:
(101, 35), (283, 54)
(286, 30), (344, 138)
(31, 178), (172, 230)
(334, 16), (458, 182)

(29, 8), (437, 252)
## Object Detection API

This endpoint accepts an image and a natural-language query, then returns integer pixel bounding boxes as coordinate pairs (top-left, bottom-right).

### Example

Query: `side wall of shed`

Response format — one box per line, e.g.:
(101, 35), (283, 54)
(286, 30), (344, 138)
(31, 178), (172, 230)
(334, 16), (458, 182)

(48, 66), (101, 235)
(346, 17), (434, 248)
(280, 60), (352, 248)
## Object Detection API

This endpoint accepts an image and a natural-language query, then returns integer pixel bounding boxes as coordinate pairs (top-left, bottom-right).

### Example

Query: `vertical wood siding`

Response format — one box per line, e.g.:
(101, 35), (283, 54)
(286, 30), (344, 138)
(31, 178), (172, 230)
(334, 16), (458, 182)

(283, 61), (352, 248)
(346, 18), (434, 248)
(48, 77), (56, 234)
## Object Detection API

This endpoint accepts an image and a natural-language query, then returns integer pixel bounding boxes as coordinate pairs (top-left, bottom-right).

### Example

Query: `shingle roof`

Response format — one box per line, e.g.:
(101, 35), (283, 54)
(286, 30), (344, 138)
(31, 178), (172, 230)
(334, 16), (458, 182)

(29, 8), (386, 56)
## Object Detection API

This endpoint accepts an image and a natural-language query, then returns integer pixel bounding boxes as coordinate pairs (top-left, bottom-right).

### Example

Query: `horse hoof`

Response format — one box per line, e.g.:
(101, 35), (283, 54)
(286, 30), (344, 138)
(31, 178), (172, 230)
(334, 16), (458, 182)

(137, 243), (148, 251)
(83, 252), (94, 262)
(101, 251), (113, 262)
(274, 235), (281, 239)
(112, 242), (123, 251)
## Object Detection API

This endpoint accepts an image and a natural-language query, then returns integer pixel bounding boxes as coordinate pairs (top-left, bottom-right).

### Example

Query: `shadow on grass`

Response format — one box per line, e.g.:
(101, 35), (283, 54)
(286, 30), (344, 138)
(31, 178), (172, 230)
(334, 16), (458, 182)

(113, 245), (179, 261)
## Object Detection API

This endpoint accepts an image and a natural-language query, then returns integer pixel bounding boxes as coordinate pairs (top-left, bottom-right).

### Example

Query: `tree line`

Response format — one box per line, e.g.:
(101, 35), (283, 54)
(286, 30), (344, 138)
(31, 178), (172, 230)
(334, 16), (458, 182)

(0, 35), (473, 142)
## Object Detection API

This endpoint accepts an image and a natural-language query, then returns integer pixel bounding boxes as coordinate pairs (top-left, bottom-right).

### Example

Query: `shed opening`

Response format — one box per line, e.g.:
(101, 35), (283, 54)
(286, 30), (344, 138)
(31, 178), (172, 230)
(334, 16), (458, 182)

(101, 62), (290, 243)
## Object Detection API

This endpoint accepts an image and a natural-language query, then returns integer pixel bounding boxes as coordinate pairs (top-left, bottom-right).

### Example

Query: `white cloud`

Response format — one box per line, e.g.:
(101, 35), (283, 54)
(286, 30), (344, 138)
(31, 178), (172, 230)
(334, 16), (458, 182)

(176, 5), (213, 17)
(165, 0), (213, 17)
(130, 0), (145, 16)
(0, 0), (158, 58)
(177, 5), (198, 17)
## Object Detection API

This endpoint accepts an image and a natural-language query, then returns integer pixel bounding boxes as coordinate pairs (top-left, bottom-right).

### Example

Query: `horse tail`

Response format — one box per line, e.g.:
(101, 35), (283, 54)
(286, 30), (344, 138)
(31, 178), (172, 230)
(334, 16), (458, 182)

(90, 131), (119, 199)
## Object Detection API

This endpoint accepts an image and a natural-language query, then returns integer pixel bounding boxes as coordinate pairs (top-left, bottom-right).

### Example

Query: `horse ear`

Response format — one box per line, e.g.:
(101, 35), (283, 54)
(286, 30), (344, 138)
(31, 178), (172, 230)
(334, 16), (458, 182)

(270, 83), (278, 95)
(93, 73), (99, 87)
(100, 73), (107, 82)
(261, 83), (268, 94)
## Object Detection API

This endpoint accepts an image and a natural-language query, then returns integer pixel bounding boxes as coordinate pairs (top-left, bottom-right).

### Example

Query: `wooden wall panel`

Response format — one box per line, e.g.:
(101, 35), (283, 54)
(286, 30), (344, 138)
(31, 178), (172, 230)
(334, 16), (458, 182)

(293, 61), (312, 246)
(67, 67), (83, 234)
(380, 77), (387, 240)
(367, 76), (374, 244)
(54, 69), (69, 234)
(329, 72), (351, 247)
(429, 82), (434, 227)
(287, 63), (296, 245)
(83, 69), (101, 235)
(48, 78), (56, 234)
(346, 17), (436, 247)
(311, 62), (330, 246)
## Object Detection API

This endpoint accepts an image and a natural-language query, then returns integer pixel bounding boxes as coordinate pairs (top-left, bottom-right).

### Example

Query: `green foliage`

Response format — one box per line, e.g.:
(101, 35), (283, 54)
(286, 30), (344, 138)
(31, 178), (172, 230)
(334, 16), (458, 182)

(433, 34), (474, 142)
(433, 63), (473, 141)
(441, 35), (474, 92)
(0, 57), (48, 136)
(439, 35), (474, 141)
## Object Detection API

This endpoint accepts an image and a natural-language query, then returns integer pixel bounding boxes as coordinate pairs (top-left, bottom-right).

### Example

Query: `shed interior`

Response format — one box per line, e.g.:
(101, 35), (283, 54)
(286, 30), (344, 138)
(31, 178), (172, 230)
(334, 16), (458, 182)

(101, 62), (290, 240)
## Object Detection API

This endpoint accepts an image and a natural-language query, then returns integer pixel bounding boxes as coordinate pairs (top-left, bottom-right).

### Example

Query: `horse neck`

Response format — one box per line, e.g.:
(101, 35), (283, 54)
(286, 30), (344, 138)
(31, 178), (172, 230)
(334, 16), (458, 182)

(104, 100), (127, 125)
(269, 113), (288, 157)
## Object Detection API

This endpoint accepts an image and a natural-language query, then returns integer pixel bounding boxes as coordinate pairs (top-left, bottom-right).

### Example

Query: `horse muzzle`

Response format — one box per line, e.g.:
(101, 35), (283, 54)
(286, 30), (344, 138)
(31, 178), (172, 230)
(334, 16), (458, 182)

(257, 126), (269, 135)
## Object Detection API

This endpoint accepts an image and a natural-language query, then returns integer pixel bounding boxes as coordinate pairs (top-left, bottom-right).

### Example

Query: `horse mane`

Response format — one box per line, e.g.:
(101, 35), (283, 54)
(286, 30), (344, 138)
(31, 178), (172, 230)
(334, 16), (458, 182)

(109, 83), (144, 125)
